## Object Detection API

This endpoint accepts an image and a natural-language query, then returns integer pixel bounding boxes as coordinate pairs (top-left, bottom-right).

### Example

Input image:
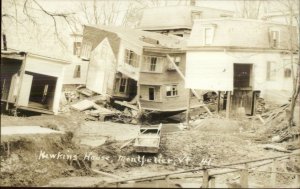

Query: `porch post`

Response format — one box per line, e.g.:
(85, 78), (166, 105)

(226, 91), (231, 119)
(186, 88), (191, 126)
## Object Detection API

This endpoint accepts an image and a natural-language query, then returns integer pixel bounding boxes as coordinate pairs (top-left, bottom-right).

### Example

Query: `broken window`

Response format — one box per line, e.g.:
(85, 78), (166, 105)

(284, 68), (292, 78)
(73, 65), (81, 78)
(119, 78), (127, 93)
(269, 30), (279, 48)
(267, 61), (277, 81)
(73, 42), (81, 57)
(166, 85), (178, 97)
(204, 27), (214, 45)
(125, 49), (139, 67)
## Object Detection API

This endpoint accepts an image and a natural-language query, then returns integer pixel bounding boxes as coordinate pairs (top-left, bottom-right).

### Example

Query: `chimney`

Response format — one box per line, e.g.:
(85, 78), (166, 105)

(190, 0), (196, 6)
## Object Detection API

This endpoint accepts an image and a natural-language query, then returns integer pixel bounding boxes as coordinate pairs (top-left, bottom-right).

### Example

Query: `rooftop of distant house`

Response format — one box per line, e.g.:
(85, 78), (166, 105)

(138, 5), (234, 30)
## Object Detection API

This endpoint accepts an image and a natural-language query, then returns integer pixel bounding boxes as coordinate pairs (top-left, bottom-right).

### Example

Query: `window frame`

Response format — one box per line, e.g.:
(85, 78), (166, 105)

(166, 84), (178, 97)
(266, 61), (277, 81)
(73, 65), (81, 78)
(203, 27), (214, 46)
(119, 78), (128, 93)
(124, 49), (139, 67)
(269, 29), (280, 48)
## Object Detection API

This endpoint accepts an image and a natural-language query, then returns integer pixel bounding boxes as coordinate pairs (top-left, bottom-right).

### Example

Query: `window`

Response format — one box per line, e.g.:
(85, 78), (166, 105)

(150, 57), (157, 71)
(166, 85), (178, 97)
(125, 49), (139, 67)
(168, 56), (181, 70)
(267, 61), (277, 81)
(284, 68), (292, 78)
(149, 87), (155, 101)
(204, 27), (214, 45)
(73, 65), (81, 78)
(270, 30), (279, 48)
(119, 78), (127, 93)
(143, 56), (163, 72)
(73, 42), (81, 56)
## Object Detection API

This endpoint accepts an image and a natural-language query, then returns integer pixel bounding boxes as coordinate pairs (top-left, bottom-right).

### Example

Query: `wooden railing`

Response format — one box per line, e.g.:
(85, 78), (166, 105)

(98, 152), (300, 188)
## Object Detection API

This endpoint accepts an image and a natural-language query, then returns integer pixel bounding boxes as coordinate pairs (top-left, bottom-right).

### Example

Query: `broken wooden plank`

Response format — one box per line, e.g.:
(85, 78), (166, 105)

(263, 144), (292, 153)
(115, 100), (139, 111)
(71, 100), (95, 111)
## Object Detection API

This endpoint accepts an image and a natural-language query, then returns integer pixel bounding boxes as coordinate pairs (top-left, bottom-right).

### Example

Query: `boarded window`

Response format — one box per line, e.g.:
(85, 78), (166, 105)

(284, 68), (292, 78)
(270, 30), (279, 48)
(204, 27), (214, 45)
(73, 65), (81, 78)
(124, 49), (139, 67)
(166, 85), (178, 97)
(119, 78), (127, 93)
(267, 61), (277, 81)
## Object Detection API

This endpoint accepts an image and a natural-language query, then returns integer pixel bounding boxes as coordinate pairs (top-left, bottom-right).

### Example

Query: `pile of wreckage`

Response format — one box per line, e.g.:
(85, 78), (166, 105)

(60, 86), (141, 124)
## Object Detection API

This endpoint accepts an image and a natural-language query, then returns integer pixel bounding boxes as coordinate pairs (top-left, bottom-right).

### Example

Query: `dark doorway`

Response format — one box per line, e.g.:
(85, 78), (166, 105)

(1, 58), (23, 101)
(149, 87), (155, 101)
(127, 78), (137, 101)
(26, 71), (57, 110)
(234, 64), (252, 89)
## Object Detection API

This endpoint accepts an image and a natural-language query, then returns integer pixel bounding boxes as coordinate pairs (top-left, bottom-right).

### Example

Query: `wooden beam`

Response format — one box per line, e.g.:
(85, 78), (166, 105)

(202, 169), (209, 188)
(226, 91), (231, 119)
(186, 89), (191, 126)
(240, 163), (249, 188)
(166, 54), (212, 116)
(217, 91), (221, 113)
(270, 159), (278, 187)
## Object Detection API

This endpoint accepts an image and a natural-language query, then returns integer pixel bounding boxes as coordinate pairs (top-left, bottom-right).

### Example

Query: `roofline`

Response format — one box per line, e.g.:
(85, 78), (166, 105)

(2, 48), (71, 64)
(140, 5), (234, 13)
(184, 46), (299, 53)
(193, 17), (297, 26)
(137, 26), (192, 30)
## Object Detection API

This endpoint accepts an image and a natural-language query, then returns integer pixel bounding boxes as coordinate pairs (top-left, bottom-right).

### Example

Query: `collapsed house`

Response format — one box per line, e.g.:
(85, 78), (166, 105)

(185, 18), (299, 115)
(80, 25), (204, 114)
(1, 50), (70, 114)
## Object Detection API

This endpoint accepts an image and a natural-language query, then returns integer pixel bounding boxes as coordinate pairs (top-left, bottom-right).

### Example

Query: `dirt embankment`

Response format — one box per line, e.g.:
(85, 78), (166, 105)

(0, 113), (95, 187)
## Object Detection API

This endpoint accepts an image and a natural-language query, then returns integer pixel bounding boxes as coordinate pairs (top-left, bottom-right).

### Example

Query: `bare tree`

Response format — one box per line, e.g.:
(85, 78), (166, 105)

(1, 0), (75, 48)
(235, 0), (265, 19)
(271, 0), (300, 127)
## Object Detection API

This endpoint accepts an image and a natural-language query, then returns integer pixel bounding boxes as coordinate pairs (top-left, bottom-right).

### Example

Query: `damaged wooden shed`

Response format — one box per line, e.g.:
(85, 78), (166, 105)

(1, 50), (70, 115)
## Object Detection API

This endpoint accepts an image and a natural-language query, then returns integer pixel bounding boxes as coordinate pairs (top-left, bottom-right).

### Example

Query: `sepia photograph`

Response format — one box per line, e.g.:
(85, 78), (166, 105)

(1, 0), (299, 188)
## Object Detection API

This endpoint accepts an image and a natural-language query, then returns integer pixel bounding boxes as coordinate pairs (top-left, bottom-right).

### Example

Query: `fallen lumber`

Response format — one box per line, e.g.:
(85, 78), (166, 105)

(91, 169), (124, 179)
(120, 128), (148, 149)
(115, 100), (139, 111)
(263, 144), (291, 153)
(71, 100), (95, 111)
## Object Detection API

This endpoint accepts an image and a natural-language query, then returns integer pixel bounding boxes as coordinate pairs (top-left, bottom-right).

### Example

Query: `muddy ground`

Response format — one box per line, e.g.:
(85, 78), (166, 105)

(1, 105), (300, 187)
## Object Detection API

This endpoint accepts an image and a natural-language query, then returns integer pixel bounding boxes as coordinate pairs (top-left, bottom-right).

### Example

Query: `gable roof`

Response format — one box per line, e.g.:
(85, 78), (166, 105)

(138, 6), (234, 30)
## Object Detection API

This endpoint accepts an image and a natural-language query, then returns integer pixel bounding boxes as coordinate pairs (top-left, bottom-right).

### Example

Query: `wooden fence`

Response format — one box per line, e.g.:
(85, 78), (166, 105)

(99, 153), (300, 188)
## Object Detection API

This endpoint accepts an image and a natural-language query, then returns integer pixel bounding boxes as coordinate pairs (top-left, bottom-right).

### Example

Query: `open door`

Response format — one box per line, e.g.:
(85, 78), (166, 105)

(17, 74), (33, 106)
